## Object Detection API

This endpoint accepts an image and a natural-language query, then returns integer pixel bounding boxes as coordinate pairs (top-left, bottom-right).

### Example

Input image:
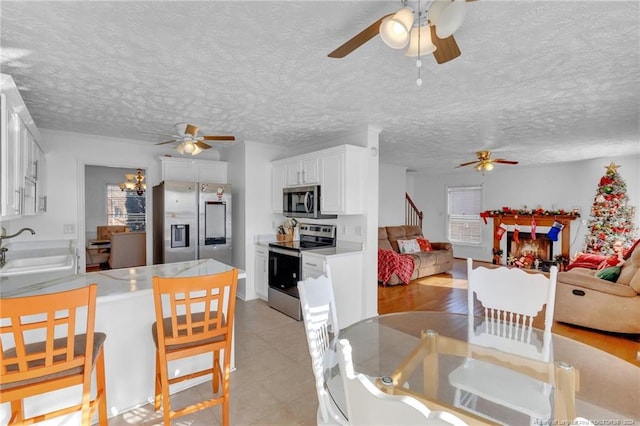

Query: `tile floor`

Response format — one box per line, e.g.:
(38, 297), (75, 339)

(109, 299), (318, 425)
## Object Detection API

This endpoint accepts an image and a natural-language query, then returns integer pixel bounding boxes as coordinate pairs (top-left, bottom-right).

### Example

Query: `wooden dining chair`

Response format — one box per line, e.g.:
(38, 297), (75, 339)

(448, 259), (574, 423)
(151, 269), (238, 425)
(0, 284), (107, 425)
(337, 338), (469, 425)
(298, 265), (347, 425)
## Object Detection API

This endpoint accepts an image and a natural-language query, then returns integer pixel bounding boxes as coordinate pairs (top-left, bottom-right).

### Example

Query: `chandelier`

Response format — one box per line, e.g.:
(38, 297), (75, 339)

(119, 169), (146, 196)
(379, 0), (467, 85)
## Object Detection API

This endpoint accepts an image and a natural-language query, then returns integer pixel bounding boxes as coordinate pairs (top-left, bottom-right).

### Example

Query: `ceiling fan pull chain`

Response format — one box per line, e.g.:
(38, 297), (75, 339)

(416, 0), (423, 86)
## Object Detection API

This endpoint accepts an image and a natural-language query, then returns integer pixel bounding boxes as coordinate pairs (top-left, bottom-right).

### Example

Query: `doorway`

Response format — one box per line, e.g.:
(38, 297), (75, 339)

(84, 165), (147, 271)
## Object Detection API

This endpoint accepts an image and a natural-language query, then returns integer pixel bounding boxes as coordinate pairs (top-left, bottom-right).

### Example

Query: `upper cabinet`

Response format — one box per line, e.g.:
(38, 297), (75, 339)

(271, 144), (366, 215)
(160, 156), (228, 183)
(319, 145), (365, 215)
(1, 74), (45, 220)
(286, 157), (319, 186)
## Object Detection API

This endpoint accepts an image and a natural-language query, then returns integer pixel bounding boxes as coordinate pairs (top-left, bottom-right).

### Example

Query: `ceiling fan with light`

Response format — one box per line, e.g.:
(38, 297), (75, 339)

(328, 0), (476, 65)
(145, 123), (235, 156)
(456, 151), (519, 173)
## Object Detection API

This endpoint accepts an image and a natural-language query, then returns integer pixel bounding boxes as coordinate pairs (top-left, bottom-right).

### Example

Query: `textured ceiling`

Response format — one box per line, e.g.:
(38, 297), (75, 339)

(1, 1), (639, 174)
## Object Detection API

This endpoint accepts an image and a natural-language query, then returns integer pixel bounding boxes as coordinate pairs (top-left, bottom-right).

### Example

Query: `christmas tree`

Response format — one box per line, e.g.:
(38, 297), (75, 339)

(584, 162), (638, 255)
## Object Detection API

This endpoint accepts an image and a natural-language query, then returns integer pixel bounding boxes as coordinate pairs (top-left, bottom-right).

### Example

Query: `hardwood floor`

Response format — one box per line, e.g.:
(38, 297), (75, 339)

(378, 258), (640, 366)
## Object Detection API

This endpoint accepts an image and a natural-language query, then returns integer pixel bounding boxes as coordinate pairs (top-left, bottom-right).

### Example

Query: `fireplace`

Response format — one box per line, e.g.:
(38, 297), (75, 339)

(507, 232), (553, 261)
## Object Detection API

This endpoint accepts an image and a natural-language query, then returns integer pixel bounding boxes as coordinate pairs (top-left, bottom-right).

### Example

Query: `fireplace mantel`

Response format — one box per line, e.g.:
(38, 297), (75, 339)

(488, 214), (578, 260)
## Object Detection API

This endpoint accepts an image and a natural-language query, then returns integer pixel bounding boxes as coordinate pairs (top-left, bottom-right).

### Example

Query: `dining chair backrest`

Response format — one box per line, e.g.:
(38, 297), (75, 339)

(151, 269), (238, 425)
(466, 258), (558, 361)
(0, 283), (108, 425)
(298, 265), (346, 425)
(337, 339), (469, 426)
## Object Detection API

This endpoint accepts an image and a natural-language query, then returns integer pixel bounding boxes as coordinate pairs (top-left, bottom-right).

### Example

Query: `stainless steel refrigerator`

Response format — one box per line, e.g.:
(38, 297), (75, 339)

(152, 181), (232, 265)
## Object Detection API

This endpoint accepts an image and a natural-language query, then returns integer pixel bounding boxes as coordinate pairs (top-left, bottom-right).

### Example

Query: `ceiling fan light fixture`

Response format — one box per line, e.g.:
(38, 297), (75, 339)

(380, 7), (414, 49)
(191, 144), (202, 156)
(183, 140), (196, 154)
(429, 0), (466, 38)
(405, 25), (436, 57)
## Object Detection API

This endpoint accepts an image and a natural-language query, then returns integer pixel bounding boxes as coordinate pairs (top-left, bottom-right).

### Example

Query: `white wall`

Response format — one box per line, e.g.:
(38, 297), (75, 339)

(411, 154), (640, 262)
(379, 163), (407, 227)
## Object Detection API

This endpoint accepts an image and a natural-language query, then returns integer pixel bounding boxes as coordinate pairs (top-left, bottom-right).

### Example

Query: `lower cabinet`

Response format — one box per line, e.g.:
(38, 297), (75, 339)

(302, 251), (364, 329)
(254, 245), (269, 301)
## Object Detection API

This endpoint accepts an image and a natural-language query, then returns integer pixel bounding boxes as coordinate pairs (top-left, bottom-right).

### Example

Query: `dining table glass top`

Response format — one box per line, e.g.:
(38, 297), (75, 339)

(323, 312), (639, 425)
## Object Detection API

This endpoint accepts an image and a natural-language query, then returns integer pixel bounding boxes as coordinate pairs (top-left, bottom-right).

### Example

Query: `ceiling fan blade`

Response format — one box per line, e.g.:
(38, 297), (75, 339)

(493, 159), (519, 165)
(195, 141), (212, 149)
(184, 123), (199, 137)
(328, 13), (393, 58)
(455, 160), (480, 168)
(202, 135), (235, 141)
(431, 26), (461, 64)
(155, 139), (178, 146)
(139, 130), (180, 137)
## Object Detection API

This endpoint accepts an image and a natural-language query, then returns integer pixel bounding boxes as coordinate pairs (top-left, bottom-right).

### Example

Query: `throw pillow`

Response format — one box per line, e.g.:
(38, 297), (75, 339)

(595, 266), (622, 283)
(397, 239), (421, 254)
(416, 237), (433, 252)
(566, 253), (607, 271)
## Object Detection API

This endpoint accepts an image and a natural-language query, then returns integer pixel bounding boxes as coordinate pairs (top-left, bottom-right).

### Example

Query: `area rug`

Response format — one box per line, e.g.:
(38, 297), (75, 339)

(415, 276), (468, 289)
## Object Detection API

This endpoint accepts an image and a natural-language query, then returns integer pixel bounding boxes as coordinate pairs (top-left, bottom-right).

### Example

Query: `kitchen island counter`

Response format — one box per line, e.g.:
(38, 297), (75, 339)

(0, 259), (245, 424)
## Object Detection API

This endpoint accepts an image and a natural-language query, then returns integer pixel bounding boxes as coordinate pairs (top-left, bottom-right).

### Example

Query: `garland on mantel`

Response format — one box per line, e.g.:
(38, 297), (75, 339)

(482, 207), (581, 217)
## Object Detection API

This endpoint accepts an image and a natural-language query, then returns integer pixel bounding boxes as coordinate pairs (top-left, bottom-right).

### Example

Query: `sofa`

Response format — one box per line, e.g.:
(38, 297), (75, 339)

(555, 241), (640, 334)
(378, 225), (453, 286)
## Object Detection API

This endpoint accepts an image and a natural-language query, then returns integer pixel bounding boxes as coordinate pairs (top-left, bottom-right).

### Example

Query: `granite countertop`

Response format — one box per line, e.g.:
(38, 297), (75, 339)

(1, 259), (246, 301)
(302, 241), (363, 258)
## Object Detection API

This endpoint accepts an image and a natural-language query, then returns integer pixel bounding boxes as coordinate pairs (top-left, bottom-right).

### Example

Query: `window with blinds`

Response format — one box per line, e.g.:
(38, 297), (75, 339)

(106, 184), (146, 231)
(447, 186), (482, 244)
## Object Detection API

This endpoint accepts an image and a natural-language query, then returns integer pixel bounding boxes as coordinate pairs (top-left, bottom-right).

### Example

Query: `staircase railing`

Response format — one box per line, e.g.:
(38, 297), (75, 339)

(405, 193), (423, 229)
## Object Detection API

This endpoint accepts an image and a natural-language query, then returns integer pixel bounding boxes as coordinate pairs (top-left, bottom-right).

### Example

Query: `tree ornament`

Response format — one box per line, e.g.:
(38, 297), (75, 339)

(605, 162), (620, 175)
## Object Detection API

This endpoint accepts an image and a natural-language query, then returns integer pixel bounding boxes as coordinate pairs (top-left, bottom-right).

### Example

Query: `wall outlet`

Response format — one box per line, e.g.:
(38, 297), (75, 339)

(63, 224), (75, 234)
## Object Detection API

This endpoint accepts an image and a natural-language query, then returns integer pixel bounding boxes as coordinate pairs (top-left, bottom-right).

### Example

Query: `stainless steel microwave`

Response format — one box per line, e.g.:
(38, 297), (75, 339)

(283, 185), (337, 219)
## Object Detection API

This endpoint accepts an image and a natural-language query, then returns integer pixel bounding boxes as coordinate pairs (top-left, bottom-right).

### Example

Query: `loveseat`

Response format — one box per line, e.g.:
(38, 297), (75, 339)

(555, 241), (640, 334)
(378, 225), (453, 286)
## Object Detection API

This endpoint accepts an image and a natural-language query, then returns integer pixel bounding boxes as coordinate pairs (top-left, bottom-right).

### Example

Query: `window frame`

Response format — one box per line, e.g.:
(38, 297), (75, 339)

(106, 183), (146, 231)
(447, 185), (483, 245)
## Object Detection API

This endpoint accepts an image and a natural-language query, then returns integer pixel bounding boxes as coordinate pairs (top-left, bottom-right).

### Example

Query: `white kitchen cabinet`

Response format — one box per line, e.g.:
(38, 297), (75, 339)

(254, 245), (269, 301)
(1, 74), (44, 220)
(271, 144), (366, 216)
(319, 145), (366, 215)
(302, 250), (364, 329)
(271, 162), (286, 212)
(160, 157), (227, 183)
(286, 156), (319, 186)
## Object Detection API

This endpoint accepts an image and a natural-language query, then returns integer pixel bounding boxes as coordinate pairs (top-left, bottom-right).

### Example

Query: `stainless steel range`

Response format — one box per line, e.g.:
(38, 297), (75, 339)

(268, 223), (336, 320)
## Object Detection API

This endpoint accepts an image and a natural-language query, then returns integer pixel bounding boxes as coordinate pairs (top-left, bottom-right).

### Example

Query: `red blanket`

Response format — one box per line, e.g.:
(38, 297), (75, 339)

(378, 249), (415, 285)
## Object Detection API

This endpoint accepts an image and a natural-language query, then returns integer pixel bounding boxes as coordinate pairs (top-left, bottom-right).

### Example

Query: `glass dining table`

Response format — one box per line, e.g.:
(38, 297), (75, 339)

(323, 312), (639, 425)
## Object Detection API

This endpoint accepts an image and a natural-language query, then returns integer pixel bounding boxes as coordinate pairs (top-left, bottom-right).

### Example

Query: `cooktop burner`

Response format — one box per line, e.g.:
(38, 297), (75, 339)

(269, 223), (336, 252)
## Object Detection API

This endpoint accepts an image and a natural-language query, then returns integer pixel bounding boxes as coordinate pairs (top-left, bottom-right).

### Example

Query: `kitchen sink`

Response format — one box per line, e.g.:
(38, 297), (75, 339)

(1, 254), (75, 277)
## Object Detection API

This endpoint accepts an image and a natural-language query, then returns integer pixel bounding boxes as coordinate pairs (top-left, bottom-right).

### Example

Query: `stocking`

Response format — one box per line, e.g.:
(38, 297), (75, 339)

(495, 222), (508, 241)
(547, 220), (564, 242)
(531, 217), (537, 240)
(513, 225), (520, 243)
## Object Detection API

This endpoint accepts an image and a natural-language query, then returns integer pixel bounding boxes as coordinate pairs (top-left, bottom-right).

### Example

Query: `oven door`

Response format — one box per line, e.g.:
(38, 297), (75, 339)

(268, 247), (301, 295)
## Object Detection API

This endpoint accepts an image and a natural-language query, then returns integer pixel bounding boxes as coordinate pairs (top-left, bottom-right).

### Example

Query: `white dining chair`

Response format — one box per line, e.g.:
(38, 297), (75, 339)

(448, 258), (569, 424)
(337, 338), (469, 426)
(298, 265), (347, 426)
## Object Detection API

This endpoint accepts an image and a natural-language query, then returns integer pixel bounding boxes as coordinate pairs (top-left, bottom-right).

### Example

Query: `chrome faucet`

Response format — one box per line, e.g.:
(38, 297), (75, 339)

(0, 227), (36, 266)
